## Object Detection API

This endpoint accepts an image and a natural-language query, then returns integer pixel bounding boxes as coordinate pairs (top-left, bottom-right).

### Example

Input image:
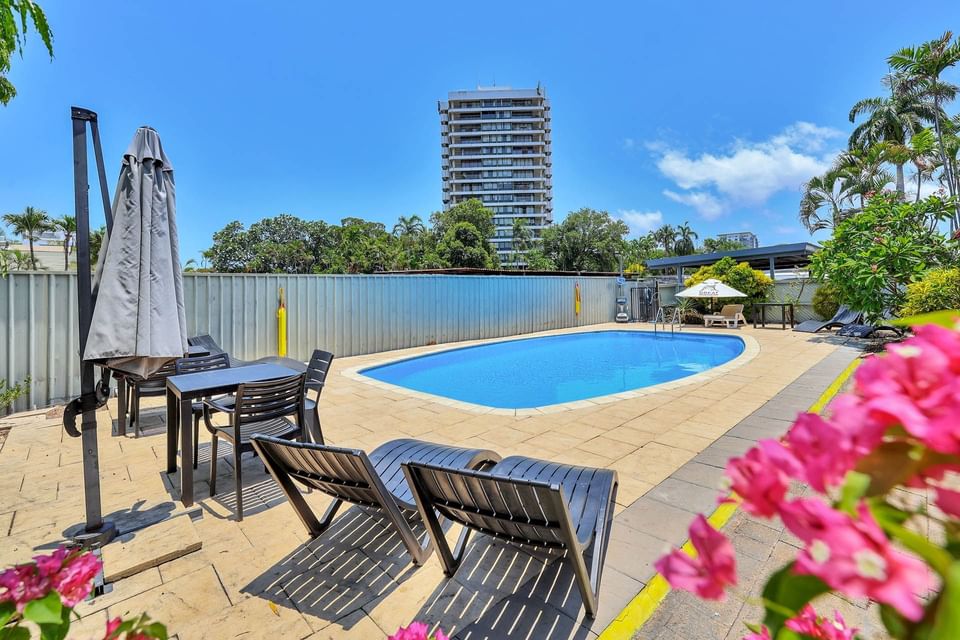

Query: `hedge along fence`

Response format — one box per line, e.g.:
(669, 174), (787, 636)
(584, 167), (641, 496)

(0, 272), (618, 412)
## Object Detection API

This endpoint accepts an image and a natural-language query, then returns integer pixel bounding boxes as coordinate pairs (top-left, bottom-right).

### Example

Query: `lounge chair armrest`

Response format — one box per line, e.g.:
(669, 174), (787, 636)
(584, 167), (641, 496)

(204, 397), (236, 414)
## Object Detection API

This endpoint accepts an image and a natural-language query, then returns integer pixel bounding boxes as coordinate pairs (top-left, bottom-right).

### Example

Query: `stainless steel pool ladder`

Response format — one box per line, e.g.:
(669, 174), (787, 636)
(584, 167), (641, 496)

(653, 306), (682, 333)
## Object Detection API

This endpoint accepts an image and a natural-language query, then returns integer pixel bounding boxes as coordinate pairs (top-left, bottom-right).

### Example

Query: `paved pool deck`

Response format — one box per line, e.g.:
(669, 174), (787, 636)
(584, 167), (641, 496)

(0, 323), (862, 639)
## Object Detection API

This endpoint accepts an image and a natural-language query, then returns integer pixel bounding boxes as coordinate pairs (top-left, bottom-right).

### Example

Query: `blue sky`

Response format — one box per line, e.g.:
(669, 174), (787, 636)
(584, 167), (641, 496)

(1, 1), (957, 263)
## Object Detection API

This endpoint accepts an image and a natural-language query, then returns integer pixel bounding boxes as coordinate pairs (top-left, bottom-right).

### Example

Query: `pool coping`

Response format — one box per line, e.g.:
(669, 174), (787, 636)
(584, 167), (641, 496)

(339, 325), (761, 416)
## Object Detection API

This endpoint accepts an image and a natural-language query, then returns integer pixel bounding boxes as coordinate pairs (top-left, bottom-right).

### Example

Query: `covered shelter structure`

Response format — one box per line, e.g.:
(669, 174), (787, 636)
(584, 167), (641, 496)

(645, 242), (820, 284)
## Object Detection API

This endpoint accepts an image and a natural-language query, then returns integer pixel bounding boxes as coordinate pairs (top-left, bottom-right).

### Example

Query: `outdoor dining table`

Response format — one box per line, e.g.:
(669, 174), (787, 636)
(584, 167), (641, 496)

(165, 362), (301, 506)
(753, 302), (796, 330)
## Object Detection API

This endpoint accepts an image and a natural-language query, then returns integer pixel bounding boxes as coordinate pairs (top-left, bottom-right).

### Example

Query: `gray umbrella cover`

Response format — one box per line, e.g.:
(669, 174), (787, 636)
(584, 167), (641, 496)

(83, 127), (188, 378)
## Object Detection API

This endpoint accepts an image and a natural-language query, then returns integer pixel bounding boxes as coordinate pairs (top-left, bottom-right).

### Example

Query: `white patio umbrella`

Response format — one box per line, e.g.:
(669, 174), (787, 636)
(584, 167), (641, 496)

(675, 278), (747, 299)
(83, 126), (188, 378)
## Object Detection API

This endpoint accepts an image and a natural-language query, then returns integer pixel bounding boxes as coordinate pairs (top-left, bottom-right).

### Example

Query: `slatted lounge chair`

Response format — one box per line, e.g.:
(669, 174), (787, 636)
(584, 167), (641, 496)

(793, 305), (863, 333)
(249, 436), (501, 565)
(837, 322), (903, 338)
(174, 352), (233, 469)
(188, 334), (249, 367)
(403, 456), (618, 618)
(703, 304), (746, 328)
(204, 373), (307, 520)
(303, 349), (334, 444)
(124, 359), (179, 437)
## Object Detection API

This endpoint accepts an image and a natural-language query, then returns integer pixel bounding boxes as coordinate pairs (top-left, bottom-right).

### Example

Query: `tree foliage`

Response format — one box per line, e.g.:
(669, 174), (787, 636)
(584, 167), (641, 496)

(900, 267), (960, 316)
(2, 205), (51, 269)
(0, 0), (54, 105)
(536, 208), (628, 272)
(685, 256), (773, 304)
(809, 193), (957, 322)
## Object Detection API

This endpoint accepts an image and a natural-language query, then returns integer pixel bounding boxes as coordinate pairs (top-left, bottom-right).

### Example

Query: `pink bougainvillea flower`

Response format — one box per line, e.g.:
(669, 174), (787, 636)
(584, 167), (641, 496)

(723, 440), (799, 517)
(741, 627), (770, 640)
(785, 604), (857, 640)
(781, 499), (934, 621)
(0, 563), (51, 613)
(104, 617), (123, 640)
(935, 486), (960, 519)
(654, 515), (736, 600)
(389, 622), (448, 640)
(0, 546), (101, 614)
(785, 397), (885, 492)
(53, 549), (102, 607)
(855, 328), (960, 454)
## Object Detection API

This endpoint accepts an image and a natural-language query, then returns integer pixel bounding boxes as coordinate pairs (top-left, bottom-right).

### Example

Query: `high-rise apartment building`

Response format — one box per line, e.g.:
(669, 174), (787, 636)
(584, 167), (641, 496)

(718, 231), (759, 249)
(439, 86), (552, 266)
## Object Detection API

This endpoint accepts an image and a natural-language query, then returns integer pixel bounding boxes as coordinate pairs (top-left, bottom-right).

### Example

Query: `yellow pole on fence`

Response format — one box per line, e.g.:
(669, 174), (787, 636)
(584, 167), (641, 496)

(277, 287), (287, 357)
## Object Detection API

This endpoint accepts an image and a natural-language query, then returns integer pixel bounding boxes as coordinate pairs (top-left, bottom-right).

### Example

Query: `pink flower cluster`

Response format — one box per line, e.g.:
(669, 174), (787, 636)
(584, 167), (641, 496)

(0, 546), (102, 613)
(781, 500), (933, 620)
(742, 605), (856, 640)
(653, 515), (736, 600)
(388, 622), (449, 640)
(103, 617), (163, 640)
(656, 324), (960, 621)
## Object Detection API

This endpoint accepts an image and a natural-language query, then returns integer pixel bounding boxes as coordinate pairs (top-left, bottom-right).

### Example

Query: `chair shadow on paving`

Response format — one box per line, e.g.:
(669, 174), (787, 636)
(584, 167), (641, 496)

(241, 506), (420, 629)
(412, 541), (597, 640)
(241, 500), (597, 639)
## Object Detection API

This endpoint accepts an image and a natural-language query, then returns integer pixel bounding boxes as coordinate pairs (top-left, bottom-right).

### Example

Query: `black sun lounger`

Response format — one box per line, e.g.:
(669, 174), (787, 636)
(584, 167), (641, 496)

(793, 305), (863, 333)
(250, 436), (501, 565)
(837, 323), (903, 338)
(403, 456), (618, 618)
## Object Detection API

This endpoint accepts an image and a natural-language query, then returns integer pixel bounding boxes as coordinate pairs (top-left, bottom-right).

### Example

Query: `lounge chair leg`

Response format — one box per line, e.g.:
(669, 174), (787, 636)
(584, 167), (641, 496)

(403, 465), (458, 573)
(234, 449), (244, 521)
(208, 434), (218, 496)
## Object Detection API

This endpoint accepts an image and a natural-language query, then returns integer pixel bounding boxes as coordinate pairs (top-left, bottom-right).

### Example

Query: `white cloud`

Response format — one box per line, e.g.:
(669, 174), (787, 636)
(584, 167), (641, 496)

(775, 225), (798, 235)
(662, 190), (726, 220)
(652, 121), (844, 220)
(617, 209), (663, 234)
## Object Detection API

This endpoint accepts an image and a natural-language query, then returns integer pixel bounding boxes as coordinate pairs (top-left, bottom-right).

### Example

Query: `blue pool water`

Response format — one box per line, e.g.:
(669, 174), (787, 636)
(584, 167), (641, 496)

(361, 331), (745, 409)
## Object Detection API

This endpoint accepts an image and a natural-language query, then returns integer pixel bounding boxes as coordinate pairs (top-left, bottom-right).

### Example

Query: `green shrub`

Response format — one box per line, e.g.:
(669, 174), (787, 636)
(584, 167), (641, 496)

(901, 268), (960, 316)
(684, 256), (773, 302)
(812, 282), (841, 320)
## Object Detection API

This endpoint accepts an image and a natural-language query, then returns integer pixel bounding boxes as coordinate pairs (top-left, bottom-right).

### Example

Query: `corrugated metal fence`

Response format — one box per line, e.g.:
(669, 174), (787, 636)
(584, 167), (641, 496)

(1, 272), (617, 412)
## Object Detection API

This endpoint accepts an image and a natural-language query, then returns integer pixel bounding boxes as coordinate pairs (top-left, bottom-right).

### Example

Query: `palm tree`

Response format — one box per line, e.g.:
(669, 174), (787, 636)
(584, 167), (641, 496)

(799, 168), (859, 233)
(834, 143), (895, 209)
(53, 215), (76, 270)
(511, 218), (533, 267)
(849, 73), (939, 194)
(392, 214), (426, 237)
(674, 222), (698, 256)
(6, 249), (34, 271)
(652, 224), (677, 254)
(889, 31), (960, 228)
(2, 206), (52, 270)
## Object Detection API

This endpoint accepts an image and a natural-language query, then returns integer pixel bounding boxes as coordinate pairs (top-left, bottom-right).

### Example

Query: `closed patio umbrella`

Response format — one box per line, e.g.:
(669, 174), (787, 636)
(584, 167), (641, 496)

(83, 126), (188, 377)
(64, 111), (186, 548)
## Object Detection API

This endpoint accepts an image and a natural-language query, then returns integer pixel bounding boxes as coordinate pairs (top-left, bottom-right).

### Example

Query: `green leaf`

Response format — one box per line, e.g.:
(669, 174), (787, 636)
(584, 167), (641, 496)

(838, 471), (871, 513)
(0, 601), (15, 628)
(880, 604), (910, 639)
(931, 562), (960, 639)
(0, 626), (31, 640)
(22, 592), (62, 625)
(891, 310), (960, 328)
(761, 563), (830, 637)
(141, 622), (169, 640)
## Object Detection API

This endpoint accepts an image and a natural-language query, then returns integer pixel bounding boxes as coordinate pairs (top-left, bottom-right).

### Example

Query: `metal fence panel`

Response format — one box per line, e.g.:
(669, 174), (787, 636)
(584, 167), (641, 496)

(1, 272), (617, 412)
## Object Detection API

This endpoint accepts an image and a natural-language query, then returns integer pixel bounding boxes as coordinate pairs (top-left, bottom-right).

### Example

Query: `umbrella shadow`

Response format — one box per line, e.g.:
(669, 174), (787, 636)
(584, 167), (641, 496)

(241, 506), (423, 628)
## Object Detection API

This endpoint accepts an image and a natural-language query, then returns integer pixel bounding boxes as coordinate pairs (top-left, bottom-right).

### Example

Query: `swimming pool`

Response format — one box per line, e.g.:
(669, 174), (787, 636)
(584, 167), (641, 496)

(359, 330), (745, 409)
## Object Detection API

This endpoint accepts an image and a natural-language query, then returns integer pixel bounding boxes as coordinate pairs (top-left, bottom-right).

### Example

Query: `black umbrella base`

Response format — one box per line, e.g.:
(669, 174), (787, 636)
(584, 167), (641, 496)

(66, 520), (118, 549)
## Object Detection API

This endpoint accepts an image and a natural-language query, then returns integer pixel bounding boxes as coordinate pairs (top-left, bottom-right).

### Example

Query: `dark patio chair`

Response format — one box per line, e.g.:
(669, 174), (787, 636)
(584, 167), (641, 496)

(174, 352), (233, 469)
(249, 435), (500, 565)
(204, 373), (307, 520)
(125, 359), (179, 437)
(303, 349), (334, 444)
(403, 456), (618, 618)
(188, 334), (249, 367)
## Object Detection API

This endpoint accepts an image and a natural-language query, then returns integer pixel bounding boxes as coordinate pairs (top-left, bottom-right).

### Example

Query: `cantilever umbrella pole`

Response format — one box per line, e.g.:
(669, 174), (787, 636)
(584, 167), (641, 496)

(65, 107), (117, 547)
